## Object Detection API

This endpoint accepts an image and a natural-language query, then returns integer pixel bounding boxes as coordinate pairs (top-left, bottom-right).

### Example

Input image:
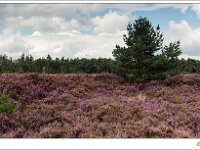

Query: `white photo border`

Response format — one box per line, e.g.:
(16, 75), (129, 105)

(0, 1), (200, 150)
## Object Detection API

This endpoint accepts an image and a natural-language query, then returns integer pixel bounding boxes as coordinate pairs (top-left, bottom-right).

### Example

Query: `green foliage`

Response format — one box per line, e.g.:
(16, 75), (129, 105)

(0, 92), (10, 103)
(0, 92), (16, 113)
(0, 54), (118, 74)
(113, 17), (164, 80)
(127, 74), (137, 83)
(172, 96), (182, 104)
(163, 41), (182, 60)
(112, 17), (182, 82)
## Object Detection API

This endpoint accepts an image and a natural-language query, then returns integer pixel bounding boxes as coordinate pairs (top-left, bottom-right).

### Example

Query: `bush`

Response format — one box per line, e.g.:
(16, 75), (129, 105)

(0, 92), (16, 113)
(126, 74), (137, 83)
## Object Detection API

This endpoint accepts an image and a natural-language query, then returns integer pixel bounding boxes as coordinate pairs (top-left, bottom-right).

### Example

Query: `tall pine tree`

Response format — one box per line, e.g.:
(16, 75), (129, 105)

(112, 17), (181, 82)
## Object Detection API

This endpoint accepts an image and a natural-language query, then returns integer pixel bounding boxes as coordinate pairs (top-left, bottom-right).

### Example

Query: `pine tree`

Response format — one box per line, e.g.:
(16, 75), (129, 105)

(112, 17), (181, 82)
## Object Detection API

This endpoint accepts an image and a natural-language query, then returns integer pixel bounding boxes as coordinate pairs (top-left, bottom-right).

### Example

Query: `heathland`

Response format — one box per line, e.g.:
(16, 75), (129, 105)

(0, 73), (199, 138)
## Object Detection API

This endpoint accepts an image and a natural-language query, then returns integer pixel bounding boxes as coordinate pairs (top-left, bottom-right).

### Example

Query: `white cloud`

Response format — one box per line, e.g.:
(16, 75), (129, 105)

(91, 11), (129, 34)
(0, 29), (30, 55)
(166, 20), (200, 56)
(29, 31), (125, 59)
(32, 31), (42, 36)
(0, 31), (125, 59)
(0, 36), (30, 53)
(0, 4), (192, 35)
(0, 4), (191, 20)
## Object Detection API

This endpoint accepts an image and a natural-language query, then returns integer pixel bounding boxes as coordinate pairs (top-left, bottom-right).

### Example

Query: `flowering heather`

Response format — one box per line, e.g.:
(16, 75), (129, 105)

(0, 73), (199, 138)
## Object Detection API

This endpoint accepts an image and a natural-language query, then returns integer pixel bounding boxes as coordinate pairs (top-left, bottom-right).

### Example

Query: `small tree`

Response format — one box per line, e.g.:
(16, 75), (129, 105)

(162, 41), (182, 76)
(112, 17), (182, 82)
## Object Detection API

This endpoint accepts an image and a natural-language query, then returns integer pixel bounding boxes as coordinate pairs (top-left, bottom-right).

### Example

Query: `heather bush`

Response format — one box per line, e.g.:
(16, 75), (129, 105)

(182, 74), (200, 86)
(24, 85), (47, 102)
(25, 73), (40, 84)
(94, 73), (124, 84)
(145, 122), (174, 138)
(0, 115), (16, 134)
(163, 75), (183, 86)
(16, 104), (57, 130)
(38, 121), (74, 138)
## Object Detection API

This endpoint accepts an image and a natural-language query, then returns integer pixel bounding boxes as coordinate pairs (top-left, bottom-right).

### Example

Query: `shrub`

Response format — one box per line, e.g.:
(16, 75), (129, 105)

(0, 92), (16, 113)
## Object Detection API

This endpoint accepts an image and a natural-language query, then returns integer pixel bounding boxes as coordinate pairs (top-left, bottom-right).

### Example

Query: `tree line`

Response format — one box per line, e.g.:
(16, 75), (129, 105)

(0, 54), (118, 74)
(1, 17), (200, 82)
(0, 53), (200, 76)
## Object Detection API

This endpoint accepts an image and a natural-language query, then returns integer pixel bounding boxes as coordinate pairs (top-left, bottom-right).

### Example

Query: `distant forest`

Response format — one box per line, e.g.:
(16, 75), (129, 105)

(1, 53), (200, 75)
(0, 54), (117, 74)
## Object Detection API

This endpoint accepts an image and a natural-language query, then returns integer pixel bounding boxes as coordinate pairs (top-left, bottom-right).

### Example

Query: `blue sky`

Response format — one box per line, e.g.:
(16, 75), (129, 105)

(0, 4), (200, 59)
(133, 7), (199, 32)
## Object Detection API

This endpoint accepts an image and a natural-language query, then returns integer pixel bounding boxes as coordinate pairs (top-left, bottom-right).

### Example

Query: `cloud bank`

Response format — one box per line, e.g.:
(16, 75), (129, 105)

(1, 4), (200, 60)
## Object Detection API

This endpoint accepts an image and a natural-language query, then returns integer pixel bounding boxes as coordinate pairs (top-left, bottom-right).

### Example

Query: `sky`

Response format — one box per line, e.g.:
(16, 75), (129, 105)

(1, 3), (200, 60)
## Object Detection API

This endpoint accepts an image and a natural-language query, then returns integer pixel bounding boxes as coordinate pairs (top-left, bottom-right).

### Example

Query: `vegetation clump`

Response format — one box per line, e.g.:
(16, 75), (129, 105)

(0, 92), (16, 113)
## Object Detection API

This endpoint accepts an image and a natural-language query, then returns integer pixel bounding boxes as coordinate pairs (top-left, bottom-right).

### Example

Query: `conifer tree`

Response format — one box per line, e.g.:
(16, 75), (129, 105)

(112, 17), (181, 82)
